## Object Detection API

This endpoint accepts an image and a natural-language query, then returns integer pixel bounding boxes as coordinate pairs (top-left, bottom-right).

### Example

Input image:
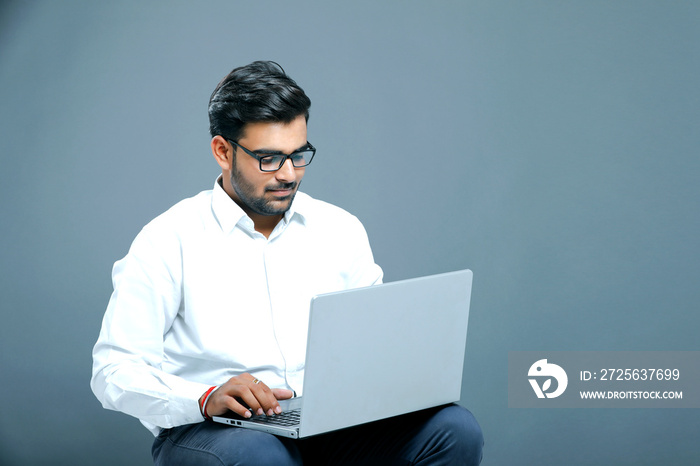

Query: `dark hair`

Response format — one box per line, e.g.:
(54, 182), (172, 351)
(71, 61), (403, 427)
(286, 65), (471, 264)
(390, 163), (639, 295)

(208, 61), (311, 140)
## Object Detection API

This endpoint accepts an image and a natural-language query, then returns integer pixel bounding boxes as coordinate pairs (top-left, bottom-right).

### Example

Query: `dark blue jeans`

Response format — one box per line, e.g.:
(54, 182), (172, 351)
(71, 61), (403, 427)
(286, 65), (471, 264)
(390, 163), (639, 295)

(152, 404), (483, 465)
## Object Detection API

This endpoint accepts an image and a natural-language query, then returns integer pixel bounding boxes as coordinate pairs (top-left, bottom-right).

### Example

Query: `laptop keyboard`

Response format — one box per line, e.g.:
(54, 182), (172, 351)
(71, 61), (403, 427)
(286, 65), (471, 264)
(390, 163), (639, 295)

(251, 408), (301, 427)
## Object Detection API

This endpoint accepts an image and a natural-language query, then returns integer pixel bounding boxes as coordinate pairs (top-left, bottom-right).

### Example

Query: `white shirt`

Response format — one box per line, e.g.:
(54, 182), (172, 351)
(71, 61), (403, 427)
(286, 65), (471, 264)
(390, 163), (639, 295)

(91, 179), (383, 435)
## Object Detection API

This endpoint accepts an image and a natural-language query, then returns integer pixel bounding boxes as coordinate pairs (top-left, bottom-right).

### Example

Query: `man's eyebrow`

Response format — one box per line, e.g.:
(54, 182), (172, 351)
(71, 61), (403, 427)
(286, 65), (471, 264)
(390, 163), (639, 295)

(252, 143), (310, 155)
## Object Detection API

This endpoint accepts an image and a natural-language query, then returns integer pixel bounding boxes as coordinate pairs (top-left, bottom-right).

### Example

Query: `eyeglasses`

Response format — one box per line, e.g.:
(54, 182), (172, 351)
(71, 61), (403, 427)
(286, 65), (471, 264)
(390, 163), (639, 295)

(227, 139), (316, 172)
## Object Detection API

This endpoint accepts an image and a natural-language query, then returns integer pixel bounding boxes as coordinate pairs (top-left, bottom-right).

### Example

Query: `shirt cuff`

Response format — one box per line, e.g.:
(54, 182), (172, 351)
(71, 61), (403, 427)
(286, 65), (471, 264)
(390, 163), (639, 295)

(169, 381), (213, 424)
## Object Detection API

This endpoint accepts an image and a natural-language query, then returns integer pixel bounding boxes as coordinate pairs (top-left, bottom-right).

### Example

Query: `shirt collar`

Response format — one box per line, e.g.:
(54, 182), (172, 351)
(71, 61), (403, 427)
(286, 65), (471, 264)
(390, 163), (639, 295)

(286, 191), (309, 224)
(212, 177), (248, 233)
(211, 176), (309, 234)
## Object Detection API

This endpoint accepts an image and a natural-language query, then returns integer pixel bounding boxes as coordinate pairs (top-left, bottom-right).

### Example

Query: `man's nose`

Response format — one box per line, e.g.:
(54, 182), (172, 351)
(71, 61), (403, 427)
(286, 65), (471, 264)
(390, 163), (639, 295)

(275, 158), (296, 181)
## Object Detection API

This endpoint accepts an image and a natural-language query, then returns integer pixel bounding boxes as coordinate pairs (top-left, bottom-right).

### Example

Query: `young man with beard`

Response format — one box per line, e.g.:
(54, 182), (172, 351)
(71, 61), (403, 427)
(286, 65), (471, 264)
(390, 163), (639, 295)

(91, 61), (483, 465)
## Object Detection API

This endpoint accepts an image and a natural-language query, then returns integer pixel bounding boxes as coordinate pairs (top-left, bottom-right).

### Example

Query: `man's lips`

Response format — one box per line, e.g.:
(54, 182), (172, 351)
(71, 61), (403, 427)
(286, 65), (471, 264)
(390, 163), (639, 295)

(269, 189), (292, 196)
(266, 184), (296, 197)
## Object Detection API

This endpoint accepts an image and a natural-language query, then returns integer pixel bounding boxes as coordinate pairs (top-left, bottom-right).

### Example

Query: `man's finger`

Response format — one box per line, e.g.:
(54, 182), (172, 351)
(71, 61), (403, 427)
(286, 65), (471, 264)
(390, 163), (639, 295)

(234, 387), (266, 416)
(222, 395), (254, 419)
(272, 388), (294, 400)
(247, 379), (281, 415)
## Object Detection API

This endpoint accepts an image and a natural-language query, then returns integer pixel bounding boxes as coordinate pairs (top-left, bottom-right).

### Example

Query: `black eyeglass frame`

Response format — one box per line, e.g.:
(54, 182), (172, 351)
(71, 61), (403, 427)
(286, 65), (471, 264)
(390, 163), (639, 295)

(226, 139), (316, 172)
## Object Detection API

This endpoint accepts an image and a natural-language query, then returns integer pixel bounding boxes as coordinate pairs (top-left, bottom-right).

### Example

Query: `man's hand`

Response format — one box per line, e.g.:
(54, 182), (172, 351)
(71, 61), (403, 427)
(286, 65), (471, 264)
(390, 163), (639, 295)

(202, 373), (294, 419)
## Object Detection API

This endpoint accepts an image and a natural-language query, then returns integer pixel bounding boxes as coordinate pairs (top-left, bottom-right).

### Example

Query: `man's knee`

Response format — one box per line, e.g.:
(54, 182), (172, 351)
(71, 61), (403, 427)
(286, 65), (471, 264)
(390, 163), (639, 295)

(430, 405), (484, 465)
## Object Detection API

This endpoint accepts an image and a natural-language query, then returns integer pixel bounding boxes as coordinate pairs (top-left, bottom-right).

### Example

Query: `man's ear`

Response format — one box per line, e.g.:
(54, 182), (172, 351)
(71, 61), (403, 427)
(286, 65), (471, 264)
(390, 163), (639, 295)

(211, 136), (233, 170)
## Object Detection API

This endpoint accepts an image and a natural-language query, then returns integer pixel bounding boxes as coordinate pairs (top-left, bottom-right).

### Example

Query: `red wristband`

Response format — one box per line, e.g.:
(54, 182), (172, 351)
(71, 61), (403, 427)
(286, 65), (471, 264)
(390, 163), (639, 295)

(199, 386), (217, 419)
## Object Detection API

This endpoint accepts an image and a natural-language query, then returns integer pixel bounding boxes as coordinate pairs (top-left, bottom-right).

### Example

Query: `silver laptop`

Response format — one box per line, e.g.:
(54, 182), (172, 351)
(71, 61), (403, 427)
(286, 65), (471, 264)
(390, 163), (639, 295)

(212, 269), (473, 438)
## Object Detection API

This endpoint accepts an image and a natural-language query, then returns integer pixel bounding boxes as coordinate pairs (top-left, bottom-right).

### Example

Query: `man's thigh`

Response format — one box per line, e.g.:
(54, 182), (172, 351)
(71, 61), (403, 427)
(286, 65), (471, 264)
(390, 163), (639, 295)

(297, 404), (484, 465)
(152, 421), (302, 466)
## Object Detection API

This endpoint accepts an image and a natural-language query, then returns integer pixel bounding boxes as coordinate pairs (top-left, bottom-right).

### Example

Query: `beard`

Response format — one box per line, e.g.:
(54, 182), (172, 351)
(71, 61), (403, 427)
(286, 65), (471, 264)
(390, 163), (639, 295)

(229, 161), (300, 217)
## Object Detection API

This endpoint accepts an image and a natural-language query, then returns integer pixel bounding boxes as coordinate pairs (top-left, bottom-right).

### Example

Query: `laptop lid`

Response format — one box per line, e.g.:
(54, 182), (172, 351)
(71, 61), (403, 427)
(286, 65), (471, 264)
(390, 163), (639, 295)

(298, 269), (473, 437)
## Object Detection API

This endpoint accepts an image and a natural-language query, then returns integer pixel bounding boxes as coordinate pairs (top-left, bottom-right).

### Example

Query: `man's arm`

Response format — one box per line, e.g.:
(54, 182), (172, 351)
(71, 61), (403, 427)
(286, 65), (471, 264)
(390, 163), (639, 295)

(91, 224), (208, 430)
(339, 214), (384, 289)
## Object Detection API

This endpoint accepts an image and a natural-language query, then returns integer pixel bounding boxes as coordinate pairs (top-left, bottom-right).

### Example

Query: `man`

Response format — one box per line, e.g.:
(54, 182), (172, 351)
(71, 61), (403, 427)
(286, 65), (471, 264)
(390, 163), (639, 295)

(91, 61), (483, 465)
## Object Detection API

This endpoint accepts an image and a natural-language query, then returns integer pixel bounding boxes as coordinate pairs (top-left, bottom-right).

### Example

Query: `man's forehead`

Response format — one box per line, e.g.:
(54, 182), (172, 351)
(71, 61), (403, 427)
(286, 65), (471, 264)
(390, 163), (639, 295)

(238, 116), (308, 150)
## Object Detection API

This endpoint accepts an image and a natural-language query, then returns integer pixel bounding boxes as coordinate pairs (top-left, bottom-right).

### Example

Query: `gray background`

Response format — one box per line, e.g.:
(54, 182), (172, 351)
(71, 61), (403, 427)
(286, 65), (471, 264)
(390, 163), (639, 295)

(1, 1), (698, 464)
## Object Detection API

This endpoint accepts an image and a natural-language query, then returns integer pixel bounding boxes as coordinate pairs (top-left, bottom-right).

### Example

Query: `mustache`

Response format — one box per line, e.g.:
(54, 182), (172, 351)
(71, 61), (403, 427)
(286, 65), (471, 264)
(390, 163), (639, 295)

(265, 182), (297, 191)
